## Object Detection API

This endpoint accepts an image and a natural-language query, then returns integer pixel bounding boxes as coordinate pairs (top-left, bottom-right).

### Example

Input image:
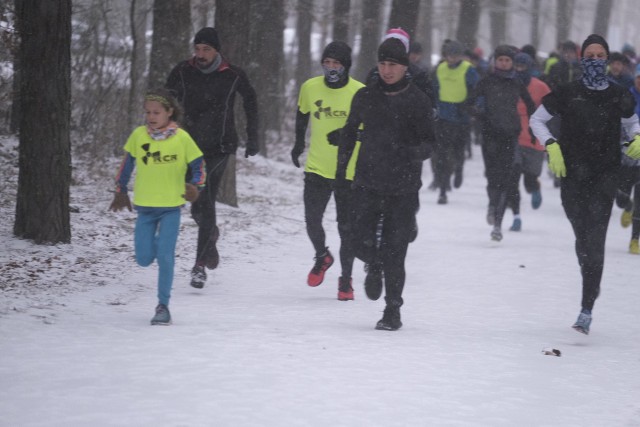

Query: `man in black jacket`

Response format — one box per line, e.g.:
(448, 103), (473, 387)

(166, 27), (259, 289)
(337, 37), (434, 331)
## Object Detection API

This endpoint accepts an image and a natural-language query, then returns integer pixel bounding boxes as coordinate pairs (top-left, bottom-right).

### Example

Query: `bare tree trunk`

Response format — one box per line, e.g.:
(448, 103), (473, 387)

(489, 0), (507, 48)
(593, 0), (613, 36)
(420, 0), (433, 65)
(556, 0), (573, 46)
(127, 0), (150, 132)
(388, 0), (421, 38)
(333, 0), (351, 41)
(148, 0), (191, 90)
(193, 0), (215, 30)
(456, 0), (480, 50)
(14, 0), (72, 244)
(214, 0), (251, 207)
(296, 0), (313, 87)
(215, 0), (250, 67)
(248, 0), (285, 156)
(531, 0), (541, 48)
(355, 0), (382, 81)
(9, 0), (21, 133)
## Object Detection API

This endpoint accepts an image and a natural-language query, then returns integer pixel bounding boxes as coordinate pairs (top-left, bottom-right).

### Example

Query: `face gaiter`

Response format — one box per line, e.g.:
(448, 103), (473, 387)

(581, 58), (609, 90)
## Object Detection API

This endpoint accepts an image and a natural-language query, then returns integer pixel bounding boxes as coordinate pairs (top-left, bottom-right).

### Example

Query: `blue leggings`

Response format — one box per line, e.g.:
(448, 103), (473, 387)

(134, 207), (181, 306)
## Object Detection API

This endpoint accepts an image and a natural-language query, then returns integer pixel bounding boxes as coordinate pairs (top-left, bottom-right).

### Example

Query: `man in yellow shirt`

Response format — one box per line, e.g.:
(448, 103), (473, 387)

(291, 41), (364, 300)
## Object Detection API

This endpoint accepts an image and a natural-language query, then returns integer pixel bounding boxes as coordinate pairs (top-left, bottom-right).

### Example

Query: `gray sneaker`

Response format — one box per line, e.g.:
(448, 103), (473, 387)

(151, 304), (171, 325)
(572, 311), (592, 335)
(190, 265), (207, 289)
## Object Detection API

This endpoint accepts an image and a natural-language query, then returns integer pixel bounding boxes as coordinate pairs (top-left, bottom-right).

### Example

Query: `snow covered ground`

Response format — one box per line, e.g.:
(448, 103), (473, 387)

(1, 134), (640, 426)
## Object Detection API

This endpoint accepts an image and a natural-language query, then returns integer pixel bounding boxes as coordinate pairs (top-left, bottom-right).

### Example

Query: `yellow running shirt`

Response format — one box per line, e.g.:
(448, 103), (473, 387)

(298, 76), (364, 179)
(124, 126), (203, 207)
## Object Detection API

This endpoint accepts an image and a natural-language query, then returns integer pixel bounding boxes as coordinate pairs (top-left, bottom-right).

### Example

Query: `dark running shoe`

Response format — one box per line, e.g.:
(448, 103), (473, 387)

(375, 306), (402, 331)
(190, 265), (207, 289)
(307, 248), (334, 287)
(364, 262), (383, 301)
(150, 304), (172, 326)
(337, 277), (354, 301)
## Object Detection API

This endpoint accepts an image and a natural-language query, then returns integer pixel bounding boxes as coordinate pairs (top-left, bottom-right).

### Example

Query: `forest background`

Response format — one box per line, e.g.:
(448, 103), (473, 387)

(3, 0), (640, 245)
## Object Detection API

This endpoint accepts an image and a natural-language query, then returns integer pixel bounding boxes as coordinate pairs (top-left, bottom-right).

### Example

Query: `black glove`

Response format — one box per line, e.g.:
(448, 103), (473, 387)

(109, 192), (132, 212)
(244, 142), (259, 158)
(291, 144), (304, 168)
(327, 129), (343, 146)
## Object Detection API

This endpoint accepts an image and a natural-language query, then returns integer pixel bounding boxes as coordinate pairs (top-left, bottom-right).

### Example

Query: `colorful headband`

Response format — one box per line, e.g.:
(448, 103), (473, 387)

(145, 94), (171, 109)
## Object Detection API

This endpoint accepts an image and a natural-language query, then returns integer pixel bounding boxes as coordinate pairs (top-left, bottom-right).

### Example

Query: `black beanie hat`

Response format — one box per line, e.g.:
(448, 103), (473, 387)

(378, 38), (409, 66)
(194, 27), (221, 51)
(581, 34), (610, 58)
(321, 41), (352, 70)
(494, 44), (516, 60)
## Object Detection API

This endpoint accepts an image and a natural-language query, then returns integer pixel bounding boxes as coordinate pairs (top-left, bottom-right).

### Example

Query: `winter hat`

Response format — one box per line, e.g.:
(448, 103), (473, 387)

(194, 27), (221, 51)
(383, 28), (410, 53)
(521, 44), (537, 59)
(409, 42), (423, 55)
(581, 34), (609, 58)
(378, 37), (410, 66)
(442, 40), (465, 57)
(514, 52), (533, 67)
(321, 41), (352, 70)
(494, 44), (516, 60)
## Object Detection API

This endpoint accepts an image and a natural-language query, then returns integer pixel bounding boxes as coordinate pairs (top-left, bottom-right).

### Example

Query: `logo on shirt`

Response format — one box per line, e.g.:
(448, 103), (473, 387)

(313, 100), (348, 120)
(141, 143), (178, 165)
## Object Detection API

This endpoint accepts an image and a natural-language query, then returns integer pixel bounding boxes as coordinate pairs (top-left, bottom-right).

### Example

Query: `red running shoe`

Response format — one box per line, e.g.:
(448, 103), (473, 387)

(307, 248), (333, 287)
(337, 276), (354, 301)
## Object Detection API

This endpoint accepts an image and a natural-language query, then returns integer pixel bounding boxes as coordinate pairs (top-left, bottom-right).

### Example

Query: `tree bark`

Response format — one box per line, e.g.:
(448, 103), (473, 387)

(531, 0), (541, 48)
(14, 0), (72, 244)
(127, 0), (150, 132)
(388, 0), (421, 39)
(296, 0), (313, 87)
(593, 0), (613, 36)
(213, 0), (251, 207)
(556, 0), (574, 46)
(333, 0), (351, 42)
(148, 0), (191, 91)
(355, 0), (382, 81)
(456, 0), (481, 50)
(489, 0), (507, 48)
(9, 0), (21, 133)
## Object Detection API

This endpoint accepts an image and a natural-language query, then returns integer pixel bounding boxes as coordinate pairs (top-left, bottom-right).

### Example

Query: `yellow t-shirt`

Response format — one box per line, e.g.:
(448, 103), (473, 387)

(298, 76), (364, 179)
(124, 126), (203, 207)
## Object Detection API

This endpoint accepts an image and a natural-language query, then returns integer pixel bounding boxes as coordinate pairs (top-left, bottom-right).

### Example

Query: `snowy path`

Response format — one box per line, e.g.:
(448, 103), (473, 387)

(1, 147), (640, 426)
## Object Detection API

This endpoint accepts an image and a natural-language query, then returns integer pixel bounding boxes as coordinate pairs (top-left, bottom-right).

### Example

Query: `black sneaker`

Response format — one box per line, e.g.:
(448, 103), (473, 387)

(437, 193), (448, 204)
(150, 304), (172, 325)
(364, 262), (383, 300)
(190, 265), (207, 289)
(375, 306), (402, 331)
(453, 168), (463, 188)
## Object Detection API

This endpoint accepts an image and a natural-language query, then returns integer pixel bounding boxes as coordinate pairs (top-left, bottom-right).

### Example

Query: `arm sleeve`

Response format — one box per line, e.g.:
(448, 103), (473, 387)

(114, 153), (135, 194)
(622, 114), (640, 138)
(529, 104), (556, 144)
(294, 110), (310, 150)
(237, 69), (259, 148)
(336, 94), (362, 179)
(188, 157), (206, 187)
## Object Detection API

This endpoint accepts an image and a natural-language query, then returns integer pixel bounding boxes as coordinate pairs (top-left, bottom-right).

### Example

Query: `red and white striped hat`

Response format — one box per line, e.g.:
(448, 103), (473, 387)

(383, 28), (410, 53)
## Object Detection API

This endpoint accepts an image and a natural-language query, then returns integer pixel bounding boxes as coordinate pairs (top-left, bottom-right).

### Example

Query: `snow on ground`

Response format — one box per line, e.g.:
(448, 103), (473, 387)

(1, 134), (640, 427)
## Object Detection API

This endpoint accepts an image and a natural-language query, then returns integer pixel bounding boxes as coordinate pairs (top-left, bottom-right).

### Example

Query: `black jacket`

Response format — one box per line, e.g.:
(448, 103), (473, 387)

(166, 57), (258, 157)
(542, 80), (636, 177)
(471, 73), (535, 138)
(338, 80), (435, 195)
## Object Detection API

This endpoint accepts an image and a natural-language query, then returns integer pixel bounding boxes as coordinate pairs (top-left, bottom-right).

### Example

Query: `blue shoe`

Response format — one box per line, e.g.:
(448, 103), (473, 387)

(509, 218), (522, 231)
(151, 304), (172, 325)
(572, 311), (592, 335)
(531, 190), (542, 209)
